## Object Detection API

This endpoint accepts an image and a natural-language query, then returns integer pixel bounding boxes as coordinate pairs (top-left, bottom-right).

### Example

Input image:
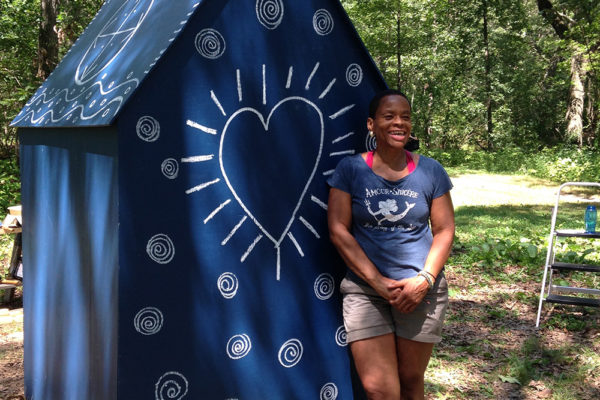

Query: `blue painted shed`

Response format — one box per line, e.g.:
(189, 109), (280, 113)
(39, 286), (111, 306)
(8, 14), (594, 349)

(12, 0), (386, 398)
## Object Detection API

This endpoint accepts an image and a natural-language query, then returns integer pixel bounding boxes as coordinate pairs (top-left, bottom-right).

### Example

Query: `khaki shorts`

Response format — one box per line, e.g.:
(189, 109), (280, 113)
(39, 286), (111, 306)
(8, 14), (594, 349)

(340, 273), (449, 343)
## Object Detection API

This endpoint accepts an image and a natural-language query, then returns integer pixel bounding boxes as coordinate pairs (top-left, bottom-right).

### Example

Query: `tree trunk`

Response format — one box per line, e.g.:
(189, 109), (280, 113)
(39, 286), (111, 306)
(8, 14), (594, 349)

(37, 0), (60, 79)
(482, 0), (493, 150)
(396, 9), (402, 91)
(565, 51), (586, 146)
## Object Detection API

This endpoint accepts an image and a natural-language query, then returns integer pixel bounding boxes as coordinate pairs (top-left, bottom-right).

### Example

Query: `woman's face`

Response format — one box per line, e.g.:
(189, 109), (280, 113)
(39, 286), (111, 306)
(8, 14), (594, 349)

(367, 95), (412, 151)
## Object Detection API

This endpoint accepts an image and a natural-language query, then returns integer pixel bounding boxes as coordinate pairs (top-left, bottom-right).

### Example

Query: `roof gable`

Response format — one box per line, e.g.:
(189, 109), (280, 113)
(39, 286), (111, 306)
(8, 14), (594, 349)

(12, 0), (204, 127)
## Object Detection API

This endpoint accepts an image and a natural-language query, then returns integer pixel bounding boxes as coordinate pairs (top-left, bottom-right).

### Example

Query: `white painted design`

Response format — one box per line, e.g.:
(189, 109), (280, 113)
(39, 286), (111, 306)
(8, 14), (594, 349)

(322, 169), (335, 176)
(318, 78), (336, 99)
(204, 199), (231, 224)
(335, 326), (347, 347)
(161, 158), (179, 179)
(366, 132), (377, 151)
(133, 307), (163, 335)
(241, 234), (263, 262)
(217, 272), (239, 299)
(311, 195), (328, 210)
(181, 154), (214, 163)
(305, 62), (320, 90)
(285, 66), (293, 89)
(345, 63), (363, 87)
(185, 178), (220, 195)
(287, 232), (304, 257)
(314, 273), (335, 300)
(313, 9), (334, 36)
(136, 116), (160, 142)
(332, 131), (354, 144)
(75, 0), (155, 85)
(278, 338), (303, 368)
(219, 96), (324, 278)
(195, 28), (226, 59)
(186, 119), (217, 135)
(320, 383), (339, 400)
(329, 104), (355, 120)
(298, 216), (320, 239)
(330, 150), (355, 157)
(262, 64), (267, 105)
(146, 234), (175, 264)
(256, 0), (284, 30)
(236, 69), (243, 102)
(227, 334), (252, 359)
(222, 216), (247, 246)
(155, 371), (188, 400)
(211, 90), (227, 116)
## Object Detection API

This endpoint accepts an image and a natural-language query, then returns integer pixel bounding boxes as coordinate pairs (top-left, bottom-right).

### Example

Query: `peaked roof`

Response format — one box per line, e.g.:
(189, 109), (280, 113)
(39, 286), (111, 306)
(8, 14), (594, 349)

(12, 0), (204, 128)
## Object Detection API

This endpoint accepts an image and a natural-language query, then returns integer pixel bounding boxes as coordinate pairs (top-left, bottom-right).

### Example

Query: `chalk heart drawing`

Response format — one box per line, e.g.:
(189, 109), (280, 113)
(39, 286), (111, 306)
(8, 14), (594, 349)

(219, 96), (324, 248)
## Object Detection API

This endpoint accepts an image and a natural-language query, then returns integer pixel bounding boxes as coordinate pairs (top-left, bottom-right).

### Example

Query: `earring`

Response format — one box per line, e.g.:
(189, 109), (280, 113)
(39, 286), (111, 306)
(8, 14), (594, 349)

(368, 131), (374, 138)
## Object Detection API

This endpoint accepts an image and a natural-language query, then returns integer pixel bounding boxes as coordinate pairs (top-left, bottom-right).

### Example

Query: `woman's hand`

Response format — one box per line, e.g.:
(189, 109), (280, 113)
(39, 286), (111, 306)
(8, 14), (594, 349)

(388, 276), (430, 313)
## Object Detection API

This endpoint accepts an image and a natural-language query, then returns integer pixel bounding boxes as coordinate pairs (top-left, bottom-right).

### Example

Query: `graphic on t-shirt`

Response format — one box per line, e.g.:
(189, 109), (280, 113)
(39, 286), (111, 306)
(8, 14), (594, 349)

(364, 198), (415, 226)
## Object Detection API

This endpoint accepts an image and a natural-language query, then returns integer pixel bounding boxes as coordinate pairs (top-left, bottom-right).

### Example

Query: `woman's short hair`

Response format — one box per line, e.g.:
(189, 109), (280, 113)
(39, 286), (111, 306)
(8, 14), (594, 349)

(368, 89), (411, 118)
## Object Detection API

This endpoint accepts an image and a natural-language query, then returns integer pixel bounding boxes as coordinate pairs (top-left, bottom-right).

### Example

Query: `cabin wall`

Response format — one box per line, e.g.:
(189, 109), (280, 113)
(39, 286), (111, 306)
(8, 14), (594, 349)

(19, 127), (118, 400)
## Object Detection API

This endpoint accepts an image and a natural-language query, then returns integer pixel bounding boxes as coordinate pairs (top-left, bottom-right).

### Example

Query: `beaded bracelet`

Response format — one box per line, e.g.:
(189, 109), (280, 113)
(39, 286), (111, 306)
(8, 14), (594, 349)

(417, 271), (434, 289)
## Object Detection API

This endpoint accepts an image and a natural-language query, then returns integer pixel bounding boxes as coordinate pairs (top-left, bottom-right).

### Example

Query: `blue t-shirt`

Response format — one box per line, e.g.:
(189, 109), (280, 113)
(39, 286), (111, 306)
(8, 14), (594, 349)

(327, 153), (452, 282)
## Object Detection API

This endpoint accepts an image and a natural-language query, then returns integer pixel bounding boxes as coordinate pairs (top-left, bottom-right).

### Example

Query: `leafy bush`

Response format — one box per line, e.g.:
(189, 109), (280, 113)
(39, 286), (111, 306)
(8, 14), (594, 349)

(0, 158), (20, 213)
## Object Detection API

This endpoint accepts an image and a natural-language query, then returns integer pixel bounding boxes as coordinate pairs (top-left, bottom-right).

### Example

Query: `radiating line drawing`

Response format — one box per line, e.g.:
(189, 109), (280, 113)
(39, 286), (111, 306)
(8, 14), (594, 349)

(330, 150), (355, 157)
(186, 119), (217, 135)
(313, 9), (334, 36)
(345, 63), (363, 87)
(329, 104), (355, 120)
(314, 273), (335, 300)
(133, 307), (164, 335)
(335, 326), (347, 347)
(332, 131), (354, 143)
(278, 338), (303, 368)
(322, 169), (335, 176)
(285, 66), (293, 89)
(185, 178), (220, 195)
(236, 69), (243, 102)
(222, 216), (248, 246)
(217, 272), (239, 299)
(227, 334), (252, 359)
(181, 154), (214, 163)
(146, 234), (175, 264)
(204, 199), (231, 224)
(155, 371), (188, 400)
(311, 195), (328, 210)
(256, 0), (284, 30)
(299, 216), (320, 239)
(262, 64), (267, 105)
(305, 62), (320, 90)
(211, 90), (227, 116)
(320, 382), (339, 400)
(195, 28), (226, 59)
(161, 158), (179, 179)
(218, 96), (324, 279)
(318, 78), (336, 99)
(136, 115), (160, 142)
(241, 234), (263, 262)
(287, 232), (304, 257)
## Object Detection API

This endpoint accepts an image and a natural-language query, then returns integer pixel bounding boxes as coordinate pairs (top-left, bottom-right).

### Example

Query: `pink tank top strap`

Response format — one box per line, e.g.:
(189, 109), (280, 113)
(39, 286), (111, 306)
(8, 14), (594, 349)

(366, 151), (374, 169)
(405, 150), (415, 173)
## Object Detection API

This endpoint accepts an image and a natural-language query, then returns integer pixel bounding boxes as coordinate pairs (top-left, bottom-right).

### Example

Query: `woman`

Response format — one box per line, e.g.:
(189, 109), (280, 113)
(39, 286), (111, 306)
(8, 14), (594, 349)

(327, 89), (455, 400)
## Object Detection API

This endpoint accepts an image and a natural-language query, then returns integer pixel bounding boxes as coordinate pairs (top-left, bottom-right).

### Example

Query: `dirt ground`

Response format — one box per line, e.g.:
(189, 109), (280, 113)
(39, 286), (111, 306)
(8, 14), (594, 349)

(0, 292), (24, 400)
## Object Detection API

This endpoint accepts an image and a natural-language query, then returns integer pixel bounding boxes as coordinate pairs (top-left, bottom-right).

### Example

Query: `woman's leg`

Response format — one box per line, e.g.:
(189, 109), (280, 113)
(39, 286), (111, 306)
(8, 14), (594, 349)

(395, 336), (434, 400)
(351, 333), (400, 400)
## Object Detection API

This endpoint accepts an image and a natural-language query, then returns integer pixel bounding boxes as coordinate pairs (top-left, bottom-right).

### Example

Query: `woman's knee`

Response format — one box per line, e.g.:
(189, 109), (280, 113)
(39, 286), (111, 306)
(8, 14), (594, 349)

(361, 374), (401, 400)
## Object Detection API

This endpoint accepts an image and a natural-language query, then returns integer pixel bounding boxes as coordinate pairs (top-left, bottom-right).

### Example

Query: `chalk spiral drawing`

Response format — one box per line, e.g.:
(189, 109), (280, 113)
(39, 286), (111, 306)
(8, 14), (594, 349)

(334, 326), (347, 347)
(146, 234), (175, 264)
(154, 371), (189, 400)
(256, 0), (284, 30)
(137, 115), (161, 142)
(217, 272), (239, 299)
(226, 334), (252, 360)
(314, 273), (335, 300)
(365, 131), (377, 152)
(345, 63), (363, 87)
(195, 28), (226, 59)
(278, 338), (303, 368)
(320, 383), (339, 400)
(313, 9), (334, 36)
(161, 158), (179, 179)
(133, 307), (164, 335)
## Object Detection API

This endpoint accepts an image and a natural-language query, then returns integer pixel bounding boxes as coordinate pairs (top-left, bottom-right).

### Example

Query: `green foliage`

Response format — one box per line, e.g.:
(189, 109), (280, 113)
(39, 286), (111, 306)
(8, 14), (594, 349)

(0, 158), (20, 213)
(471, 238), (541, 267)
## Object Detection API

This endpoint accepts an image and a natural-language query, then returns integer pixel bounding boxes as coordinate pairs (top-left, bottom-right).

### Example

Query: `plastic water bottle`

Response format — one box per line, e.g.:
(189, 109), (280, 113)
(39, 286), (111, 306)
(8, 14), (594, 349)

(585, 205), (597, 233)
